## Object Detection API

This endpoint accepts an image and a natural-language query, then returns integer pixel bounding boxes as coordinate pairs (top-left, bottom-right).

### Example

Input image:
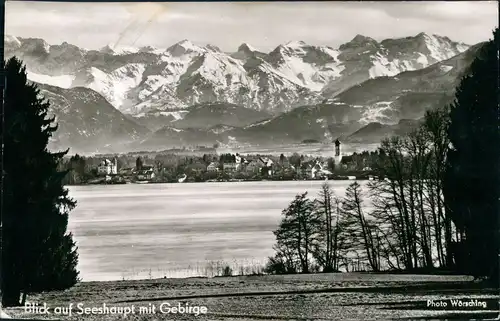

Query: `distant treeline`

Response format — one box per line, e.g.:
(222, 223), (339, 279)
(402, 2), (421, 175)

(59, 150), (386, 185)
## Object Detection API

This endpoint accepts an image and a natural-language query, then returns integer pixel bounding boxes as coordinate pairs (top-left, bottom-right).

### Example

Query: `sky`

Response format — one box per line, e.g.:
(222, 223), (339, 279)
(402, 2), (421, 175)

(5, 1), (499, 52)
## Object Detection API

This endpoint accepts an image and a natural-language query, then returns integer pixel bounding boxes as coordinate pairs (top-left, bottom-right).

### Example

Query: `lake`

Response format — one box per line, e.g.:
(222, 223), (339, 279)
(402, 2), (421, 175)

(67, 180), (359, 281)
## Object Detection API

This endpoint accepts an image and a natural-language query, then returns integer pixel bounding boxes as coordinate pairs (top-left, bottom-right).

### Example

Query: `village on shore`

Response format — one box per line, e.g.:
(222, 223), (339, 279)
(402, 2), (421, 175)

(61, 140), (381, 185)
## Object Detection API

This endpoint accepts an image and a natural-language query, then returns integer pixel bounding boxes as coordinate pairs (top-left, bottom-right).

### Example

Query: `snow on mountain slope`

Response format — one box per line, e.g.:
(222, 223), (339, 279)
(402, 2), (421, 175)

(100, 44), (139, 55)
(134, 44), (321, 113)
(439, 65), (454, 73)
(166, 39), (211, 57)
(27, 71), (75, 89)
(139, 42), (213, 88)
(191, 52), (252, 88)
(175, 51), (257, 104)
(86, 63), (146, 110)
(129, 86), (187, 114)
(138, 75), (169, 100)
(328, 43), (484, 124)
(98, 43), (167, 56)
(124, 40), (241, 112)
(422, 33), (469, 61)
(360, 101), (394, 124)
(223, 42), (482, 148)
(5, 32), (471, 116)
(368, 54), (409, 78)
(267, 42), (344, 92)
(322, 33), (469, 97)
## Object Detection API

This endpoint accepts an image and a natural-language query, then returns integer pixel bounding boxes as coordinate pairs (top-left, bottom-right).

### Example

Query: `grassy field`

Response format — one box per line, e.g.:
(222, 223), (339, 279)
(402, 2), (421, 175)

(4, 273), (498, 320)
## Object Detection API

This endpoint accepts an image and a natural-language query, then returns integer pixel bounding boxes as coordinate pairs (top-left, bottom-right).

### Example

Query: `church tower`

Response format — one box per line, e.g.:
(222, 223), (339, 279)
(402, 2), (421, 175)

(334, 139), (343, 166)
(112, 157), (118, 175)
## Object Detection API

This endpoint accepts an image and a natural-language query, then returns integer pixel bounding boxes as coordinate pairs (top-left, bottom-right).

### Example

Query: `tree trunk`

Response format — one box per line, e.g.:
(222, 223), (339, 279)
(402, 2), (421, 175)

(1, 278), (21, 307)
(21, 291), (27, 306)
(333, 204), (340, 271)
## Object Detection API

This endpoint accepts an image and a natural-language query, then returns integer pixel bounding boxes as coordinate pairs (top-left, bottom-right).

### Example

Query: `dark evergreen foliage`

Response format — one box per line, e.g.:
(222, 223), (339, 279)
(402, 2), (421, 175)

(444, 29), (499, 284)
(135, 156), (143, 170)
(219, 153), (236, 163)
(1, 58), (79, 306)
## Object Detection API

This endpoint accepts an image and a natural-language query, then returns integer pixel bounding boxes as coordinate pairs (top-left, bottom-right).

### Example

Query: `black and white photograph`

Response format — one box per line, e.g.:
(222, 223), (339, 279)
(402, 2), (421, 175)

(1, 1), (499, 320)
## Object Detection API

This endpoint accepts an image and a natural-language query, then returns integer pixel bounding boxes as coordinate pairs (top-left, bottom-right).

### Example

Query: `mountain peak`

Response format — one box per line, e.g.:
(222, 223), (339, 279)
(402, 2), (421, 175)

(99, 44), (115, 54)
(415, 32), (466, 46)
(167, 39), (204, 56)
(99, 43), (139, 55)
(99, 44), (113, 52)
(238, 42), (257, 53)
(138, 45), (156, 52)
(5, 35), (22, 46)
(177, 39), (207, 50)
(18, 37), (51, 54)
(415, 32), (439, 43)
(206, 44), (221, 52)
(416, 32), (430, 38)
(284, 40), (307, 48)
(138, 45), (167, 54)
(178, 39), (192, 46)
(350, 34), (377, 44)
(339, 34), (378, 51)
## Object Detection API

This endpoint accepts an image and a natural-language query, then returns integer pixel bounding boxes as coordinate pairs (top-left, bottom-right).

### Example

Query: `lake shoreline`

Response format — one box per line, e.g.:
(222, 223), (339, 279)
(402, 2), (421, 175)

(65, 176), (375, 186)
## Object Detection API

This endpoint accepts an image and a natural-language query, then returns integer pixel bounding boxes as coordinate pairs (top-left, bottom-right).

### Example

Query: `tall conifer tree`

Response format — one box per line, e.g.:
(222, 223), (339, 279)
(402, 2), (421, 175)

(2, 58), (79, 306)
(444, 29), (499, 284)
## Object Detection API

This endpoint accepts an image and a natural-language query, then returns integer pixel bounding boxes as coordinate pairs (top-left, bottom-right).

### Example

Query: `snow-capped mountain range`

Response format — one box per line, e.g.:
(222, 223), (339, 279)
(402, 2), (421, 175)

(5, 32), (468, 115)
(4, 32), (480, 153)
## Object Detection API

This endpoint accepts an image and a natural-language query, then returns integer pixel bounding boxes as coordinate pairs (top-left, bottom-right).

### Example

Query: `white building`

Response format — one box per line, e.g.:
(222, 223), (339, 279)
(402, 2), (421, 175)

(258, 157), (274, 176)
(223, 162), (240, 172)
(311, 161), (332, 179)
(207, 162), (219, 172)
(245, 160), (262, 173)
(97, 158), (118, 176)
(137, 169), (155, 181)
(223, 154), (246, 173)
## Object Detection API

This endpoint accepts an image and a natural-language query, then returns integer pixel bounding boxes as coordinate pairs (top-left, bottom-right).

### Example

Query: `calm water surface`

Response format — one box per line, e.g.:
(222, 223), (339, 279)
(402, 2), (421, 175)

(67, 181), (357, 281)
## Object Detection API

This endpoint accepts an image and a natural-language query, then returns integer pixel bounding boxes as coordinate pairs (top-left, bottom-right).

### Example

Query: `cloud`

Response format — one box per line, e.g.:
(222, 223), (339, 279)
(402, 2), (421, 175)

(5, 1), (498, 51)
(6, 2), (130, 28)
(380, 1), (497, 22)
